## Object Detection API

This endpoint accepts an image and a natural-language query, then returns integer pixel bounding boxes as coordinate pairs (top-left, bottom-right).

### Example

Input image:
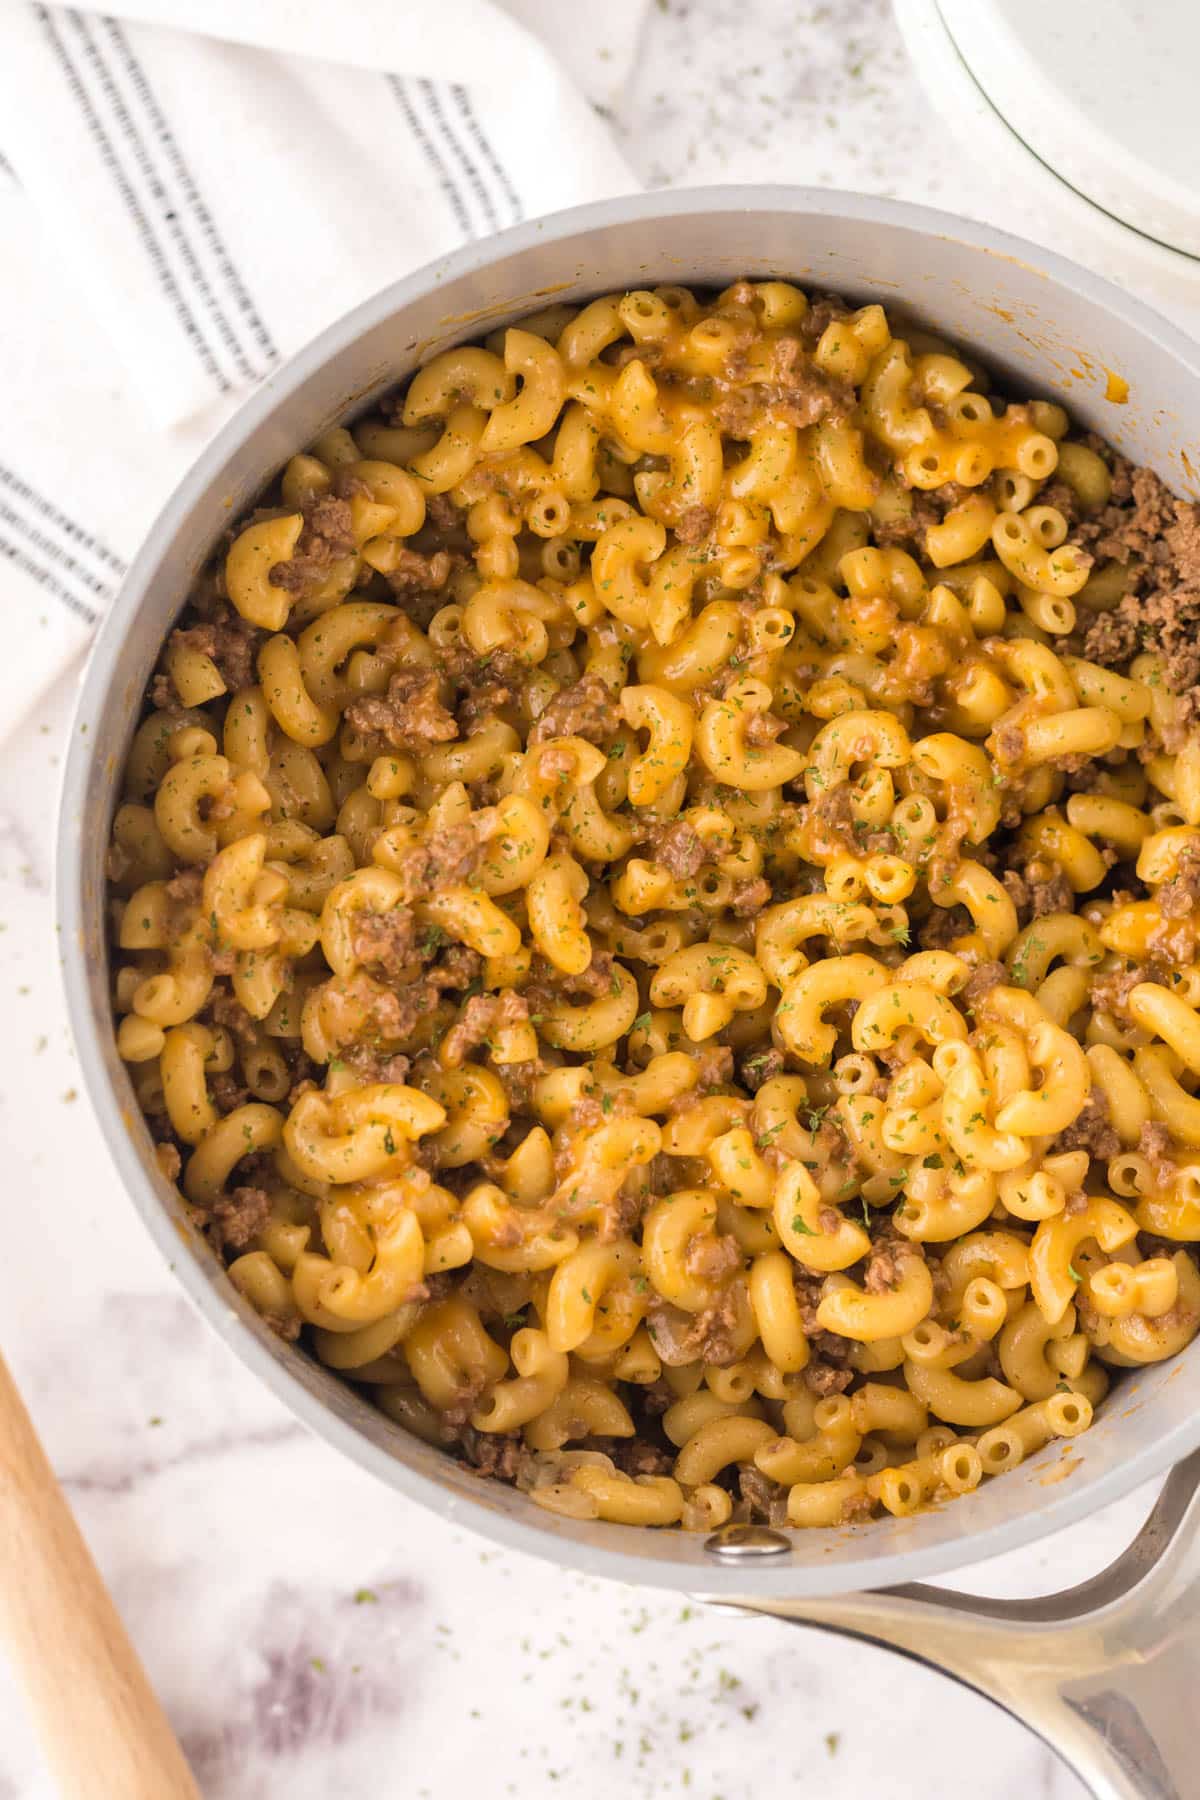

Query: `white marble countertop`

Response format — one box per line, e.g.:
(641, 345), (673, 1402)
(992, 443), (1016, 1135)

(0, 2), (1188, 1795)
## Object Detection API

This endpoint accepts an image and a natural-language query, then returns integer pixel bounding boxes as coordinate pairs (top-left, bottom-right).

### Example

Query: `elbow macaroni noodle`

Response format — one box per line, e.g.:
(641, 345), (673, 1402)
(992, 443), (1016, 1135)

(109, 279), (1200, 1534)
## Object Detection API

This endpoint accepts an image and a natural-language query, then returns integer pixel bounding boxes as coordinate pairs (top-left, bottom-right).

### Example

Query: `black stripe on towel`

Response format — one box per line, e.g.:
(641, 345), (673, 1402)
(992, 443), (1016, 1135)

(0, 462), (126, 584)
(0, 530), (102, 624)
(0, 494), (113, 611)
(67, 10), (252, 388)
(386, 75), (474, 240)
(99, 19), (279, 378)
(416, 78), (499, 235)
(450, 84), (524, 226)
(35, 7), (228, 391)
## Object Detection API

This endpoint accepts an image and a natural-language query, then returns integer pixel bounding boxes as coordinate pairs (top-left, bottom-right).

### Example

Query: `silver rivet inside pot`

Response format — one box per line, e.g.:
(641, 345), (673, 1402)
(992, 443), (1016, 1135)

(703, 1523), (791, 1558)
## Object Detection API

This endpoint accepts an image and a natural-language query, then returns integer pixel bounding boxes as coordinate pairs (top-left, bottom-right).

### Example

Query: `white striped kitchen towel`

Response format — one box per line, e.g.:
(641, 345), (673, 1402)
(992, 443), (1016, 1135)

(0, 0), (644, 737)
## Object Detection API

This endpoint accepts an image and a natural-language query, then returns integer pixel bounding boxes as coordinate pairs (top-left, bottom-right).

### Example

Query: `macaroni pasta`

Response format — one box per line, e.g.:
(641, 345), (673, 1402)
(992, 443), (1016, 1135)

(109, 279), (1200, 1533)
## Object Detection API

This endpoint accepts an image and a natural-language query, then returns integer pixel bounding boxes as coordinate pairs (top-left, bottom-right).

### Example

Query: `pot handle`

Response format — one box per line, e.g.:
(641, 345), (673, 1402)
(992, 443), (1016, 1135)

(699, 1450), (1200, 1800)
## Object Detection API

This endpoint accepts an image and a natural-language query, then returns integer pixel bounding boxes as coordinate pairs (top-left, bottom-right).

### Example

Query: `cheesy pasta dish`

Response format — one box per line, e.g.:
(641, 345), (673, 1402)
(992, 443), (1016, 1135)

(108, 278), (1200, 1533)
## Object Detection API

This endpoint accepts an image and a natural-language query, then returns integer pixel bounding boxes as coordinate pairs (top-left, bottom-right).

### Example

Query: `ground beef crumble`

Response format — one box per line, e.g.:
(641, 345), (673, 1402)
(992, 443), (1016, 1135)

(1139, 1121), (1177, 1186)
(344, 666), (458, 752)
(441, 647), (526, 730)
(804, 1359), (855, 1397)
(646, 1290), (743, 1367)
(731, 876), (772, 917)
(382, 546), (456, 598)
(1080, 467), (1200, 725)
(639, 818), (715, 879)
(796, 292), (851, 345)
(962, 960), (1007, 1011)
(1050, 1090), (1120, 1163)
(206, 1185), (272, 1252)
(737, 1465), (789, 1528)
(710, 330), (855, 436)
(526, 949), (616, 1006)
(1002, 863), (1074, 924)
(428, 944), (484, 991)
(207, 988), (258, 1042)
(1157, 841), (1200, 918)
(863, 1236), (910, 1295)
(739, 1047), (785, 1092)
(674, 505), (714, 544)
(1090, 963), (1148, 1021)
(610, 1437), (675, 1478)
(530, 675), (621, 745)
(441, 990), (530, 1069)
(393, 823), (482, 899)
(208, 1072), (248, 1115)
(154, 607), (261, 701)
(267, 494), (355, 594)
(350, 906), (421, 981)
(694, 1045), (734, 1092)
(458, 1429), (531, 1483)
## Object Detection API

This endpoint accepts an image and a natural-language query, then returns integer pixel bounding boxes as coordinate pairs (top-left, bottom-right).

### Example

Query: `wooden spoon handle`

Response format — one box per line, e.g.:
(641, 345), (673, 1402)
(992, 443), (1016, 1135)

(0, 1348), (200, 1799)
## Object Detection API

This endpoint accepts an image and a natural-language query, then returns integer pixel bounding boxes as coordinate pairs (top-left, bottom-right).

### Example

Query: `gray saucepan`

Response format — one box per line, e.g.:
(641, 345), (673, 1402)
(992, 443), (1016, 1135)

(58, 189), (1200, 1800)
